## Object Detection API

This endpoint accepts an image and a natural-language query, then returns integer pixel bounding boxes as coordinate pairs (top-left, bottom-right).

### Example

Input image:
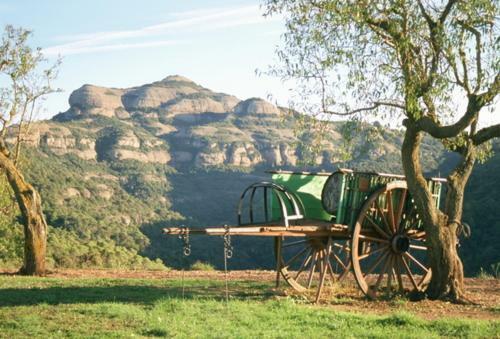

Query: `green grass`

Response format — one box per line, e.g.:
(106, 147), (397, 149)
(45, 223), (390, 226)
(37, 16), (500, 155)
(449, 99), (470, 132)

(0, 275), (498, 338)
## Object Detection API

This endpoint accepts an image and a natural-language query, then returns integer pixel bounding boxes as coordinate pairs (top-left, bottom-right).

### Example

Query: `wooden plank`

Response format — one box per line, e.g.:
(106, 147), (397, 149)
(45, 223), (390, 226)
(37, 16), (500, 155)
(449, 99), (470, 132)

(266, 170), (334, 177)
(163, 223), (350, 238)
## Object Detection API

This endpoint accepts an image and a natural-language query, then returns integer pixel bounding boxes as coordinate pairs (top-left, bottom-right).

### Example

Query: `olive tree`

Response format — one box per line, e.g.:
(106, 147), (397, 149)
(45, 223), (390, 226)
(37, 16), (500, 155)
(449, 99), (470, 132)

(0, 26), (58, 275)
(264, 0), (499, 301)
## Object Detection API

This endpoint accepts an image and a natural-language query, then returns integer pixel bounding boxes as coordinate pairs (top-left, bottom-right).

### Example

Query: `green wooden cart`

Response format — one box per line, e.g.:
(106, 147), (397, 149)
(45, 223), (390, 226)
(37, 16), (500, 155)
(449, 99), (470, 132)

(164, 169), (445, 302)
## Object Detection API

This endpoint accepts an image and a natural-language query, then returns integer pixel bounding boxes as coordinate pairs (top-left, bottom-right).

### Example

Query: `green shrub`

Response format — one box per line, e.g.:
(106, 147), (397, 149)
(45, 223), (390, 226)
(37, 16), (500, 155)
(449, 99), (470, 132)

(190, 260), (215, 271)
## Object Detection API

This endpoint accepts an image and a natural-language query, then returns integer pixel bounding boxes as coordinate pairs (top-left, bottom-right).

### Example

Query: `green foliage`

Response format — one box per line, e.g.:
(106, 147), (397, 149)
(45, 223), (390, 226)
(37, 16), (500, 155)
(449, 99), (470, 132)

(0, 175), (23, 268)
(47, 228), (166, 270)
(0, 148), (180, 270)
(476, 264), (500, 280)
(190, 260), (215, 271)
(0, 170), (166, 270)
(0, 217), (23, 268)
(461, 142), (500, 276)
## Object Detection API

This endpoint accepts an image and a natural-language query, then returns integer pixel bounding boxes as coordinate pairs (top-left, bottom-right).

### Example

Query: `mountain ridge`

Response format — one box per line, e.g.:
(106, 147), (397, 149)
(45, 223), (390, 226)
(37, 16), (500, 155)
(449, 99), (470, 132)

(23, 75), (445, 172)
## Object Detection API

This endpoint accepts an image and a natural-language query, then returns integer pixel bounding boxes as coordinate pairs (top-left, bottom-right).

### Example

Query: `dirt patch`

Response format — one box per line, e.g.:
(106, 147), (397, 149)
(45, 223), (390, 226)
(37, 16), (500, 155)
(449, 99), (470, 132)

(1, 269), (498, 321)
(313, 277), (500, 321)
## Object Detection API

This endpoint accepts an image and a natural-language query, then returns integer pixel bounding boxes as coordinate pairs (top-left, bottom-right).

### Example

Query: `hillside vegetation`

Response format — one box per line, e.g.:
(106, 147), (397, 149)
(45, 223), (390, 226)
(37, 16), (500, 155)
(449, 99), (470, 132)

(0, 75), (497, 275)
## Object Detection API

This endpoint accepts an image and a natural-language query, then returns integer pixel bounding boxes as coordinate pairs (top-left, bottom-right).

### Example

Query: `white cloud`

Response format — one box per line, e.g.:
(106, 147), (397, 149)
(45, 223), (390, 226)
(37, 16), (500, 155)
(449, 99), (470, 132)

(43, 5), (276, 57)
(43, 39), (180, 56)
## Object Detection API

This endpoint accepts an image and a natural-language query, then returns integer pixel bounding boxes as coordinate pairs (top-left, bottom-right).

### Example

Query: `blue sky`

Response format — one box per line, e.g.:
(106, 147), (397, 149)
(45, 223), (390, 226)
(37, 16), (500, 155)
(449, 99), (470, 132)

(0, 0), (289, 120)
(2, 1), (497, 127)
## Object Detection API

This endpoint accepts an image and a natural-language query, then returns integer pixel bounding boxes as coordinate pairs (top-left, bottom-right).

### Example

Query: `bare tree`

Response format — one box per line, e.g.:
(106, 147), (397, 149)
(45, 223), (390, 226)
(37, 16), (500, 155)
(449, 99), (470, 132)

(265, 0), (499, 302)
(0, 26), (59, 275)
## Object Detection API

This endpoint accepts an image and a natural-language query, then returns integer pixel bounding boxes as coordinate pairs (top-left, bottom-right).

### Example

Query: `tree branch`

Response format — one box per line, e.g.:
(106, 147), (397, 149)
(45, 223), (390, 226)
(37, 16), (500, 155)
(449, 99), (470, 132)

(472, 124), (500, 145)
(322, 101), (404, 116)
(457, 20), (483, 93)
(439, 0), (458, 23)
(413, 95), (480, 138)
(458, 31), (471, 94)
(417, 0), (435, 28)
(477, 73), (500, 105)
(0, 137), (11, 157)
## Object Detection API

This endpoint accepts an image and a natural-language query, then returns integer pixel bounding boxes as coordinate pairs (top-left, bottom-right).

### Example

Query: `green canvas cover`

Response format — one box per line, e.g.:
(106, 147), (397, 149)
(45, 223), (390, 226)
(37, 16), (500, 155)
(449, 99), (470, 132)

(271, 172), (333, 221)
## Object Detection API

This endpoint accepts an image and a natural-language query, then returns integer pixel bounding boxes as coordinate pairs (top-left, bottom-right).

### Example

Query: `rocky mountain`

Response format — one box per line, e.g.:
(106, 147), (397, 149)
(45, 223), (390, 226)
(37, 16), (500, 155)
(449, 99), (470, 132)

(1, 75), (495, 275)
(22, 75), (437, 172)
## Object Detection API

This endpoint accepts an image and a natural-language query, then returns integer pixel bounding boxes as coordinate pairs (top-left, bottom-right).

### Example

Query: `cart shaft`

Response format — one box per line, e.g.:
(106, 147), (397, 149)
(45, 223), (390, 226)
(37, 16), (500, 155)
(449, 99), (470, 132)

(163, 223), (350, 238)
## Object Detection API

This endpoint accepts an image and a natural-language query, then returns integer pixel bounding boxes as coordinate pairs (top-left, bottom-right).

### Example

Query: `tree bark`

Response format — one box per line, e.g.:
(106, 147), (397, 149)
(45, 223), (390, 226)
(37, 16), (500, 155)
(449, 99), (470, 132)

(401, 124), (469, 302)
(425, 220), (465, 301)
(0, 151), (47, 275)
(425, 143), (476, 301)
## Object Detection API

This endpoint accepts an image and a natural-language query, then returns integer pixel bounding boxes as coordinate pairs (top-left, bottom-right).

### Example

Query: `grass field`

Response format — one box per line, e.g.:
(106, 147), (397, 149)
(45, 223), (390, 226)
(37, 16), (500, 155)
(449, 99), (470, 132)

(0, 272), (498, 338)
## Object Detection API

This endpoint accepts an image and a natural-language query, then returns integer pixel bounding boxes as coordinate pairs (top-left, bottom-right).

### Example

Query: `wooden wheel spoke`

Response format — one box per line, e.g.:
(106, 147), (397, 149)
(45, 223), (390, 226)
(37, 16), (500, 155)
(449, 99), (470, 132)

(326, 258), (338, 280)
(395, 257), (404, 292)
(363, 249), (390, 278)
(283, 239), (309, 248)
(333, 242), (351, 252)
(375, 199), (392, 235)
(315, 249), (330, 303)
(294, 248), (313, 280)
(359, 234), (389, 244)
(399, 218), (418, 233)
(418, 269), (430, 286)
(387, 256), (394, 291)
(401, 256), (419, 290)
(284, 246), (309, 268)
(358, 245), (388, 261)
(343, 243), (351, 252)
(372, 254), (392, 292)
(386, 190), (396, 233)
(365, 215), (391, 239)
(407, 230), (426, 239)
(323, 237), (336, 277)
(315, 255), (328, 303)
(306, 251), (319, 288)
(395, 189), (407, 233)
(330, 252), (348, 270)
(404, 252), (429, 273)
(409, 244), (427, 251)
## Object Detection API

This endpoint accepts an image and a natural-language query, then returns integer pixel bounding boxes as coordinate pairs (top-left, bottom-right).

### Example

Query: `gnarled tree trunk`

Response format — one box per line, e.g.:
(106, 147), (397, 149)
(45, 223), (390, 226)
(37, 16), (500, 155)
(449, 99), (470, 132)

(0, 151), (47, 275)
(426, 143), (475, 301)
(425, 219), (465, 300)
(401, 124), (472, 302)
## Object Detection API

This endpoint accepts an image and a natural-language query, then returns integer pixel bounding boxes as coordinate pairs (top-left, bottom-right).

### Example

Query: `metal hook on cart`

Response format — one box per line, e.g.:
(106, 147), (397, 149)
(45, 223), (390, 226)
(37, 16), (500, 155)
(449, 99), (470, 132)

(223, 224), (233, 259)
(222, 224), (233, 303)
(178, 226), (191, 256)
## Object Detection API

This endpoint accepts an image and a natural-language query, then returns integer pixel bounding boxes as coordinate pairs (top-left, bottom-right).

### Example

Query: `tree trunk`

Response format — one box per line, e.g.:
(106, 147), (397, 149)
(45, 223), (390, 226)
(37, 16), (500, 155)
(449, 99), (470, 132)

(426, 143), (476, 301)
(425, 217), (465, 300)
(401, 124), (468, 302)
(0, 151), (47, 275)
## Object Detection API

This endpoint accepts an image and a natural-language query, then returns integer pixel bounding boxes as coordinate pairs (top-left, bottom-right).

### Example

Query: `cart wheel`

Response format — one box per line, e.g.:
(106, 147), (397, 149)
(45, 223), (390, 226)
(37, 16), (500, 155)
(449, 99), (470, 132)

(275, 235), (351, 295)
(351, 181), (431, 299)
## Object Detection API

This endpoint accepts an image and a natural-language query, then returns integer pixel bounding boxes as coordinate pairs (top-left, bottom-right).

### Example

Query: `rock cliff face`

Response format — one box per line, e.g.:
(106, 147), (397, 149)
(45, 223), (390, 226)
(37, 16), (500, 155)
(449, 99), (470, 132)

(17, 123), (97, 160)
(31, 75), (408, 170)
(234, 98), (281, 115)
(69, 85), (125, 118)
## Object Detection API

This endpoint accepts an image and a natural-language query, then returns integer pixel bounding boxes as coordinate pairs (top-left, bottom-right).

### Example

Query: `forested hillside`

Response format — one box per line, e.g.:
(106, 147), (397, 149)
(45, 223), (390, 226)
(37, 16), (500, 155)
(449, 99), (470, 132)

(0, 76), (497, 276)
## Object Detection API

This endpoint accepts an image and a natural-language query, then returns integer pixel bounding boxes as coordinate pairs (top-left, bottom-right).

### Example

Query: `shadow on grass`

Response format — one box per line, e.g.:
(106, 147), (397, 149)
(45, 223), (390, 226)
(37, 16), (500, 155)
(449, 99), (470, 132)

(0, 283), (277, 307)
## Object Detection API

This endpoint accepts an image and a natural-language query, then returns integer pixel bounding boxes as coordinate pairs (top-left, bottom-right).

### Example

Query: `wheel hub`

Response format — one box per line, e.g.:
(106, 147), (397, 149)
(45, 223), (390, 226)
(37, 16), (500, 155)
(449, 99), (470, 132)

(391, 234), (410, 254)
(307, 237), (327, 250)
